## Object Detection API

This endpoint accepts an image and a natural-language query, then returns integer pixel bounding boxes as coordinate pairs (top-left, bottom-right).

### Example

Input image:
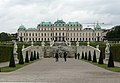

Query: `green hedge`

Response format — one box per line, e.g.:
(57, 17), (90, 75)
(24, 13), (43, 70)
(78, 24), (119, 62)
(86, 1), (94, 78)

(0, 46), (13, 63)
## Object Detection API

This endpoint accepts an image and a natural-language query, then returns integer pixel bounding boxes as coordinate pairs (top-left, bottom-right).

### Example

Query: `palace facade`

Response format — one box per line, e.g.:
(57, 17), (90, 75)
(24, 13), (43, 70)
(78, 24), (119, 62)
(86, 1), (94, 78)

(17, 20), (106, 42)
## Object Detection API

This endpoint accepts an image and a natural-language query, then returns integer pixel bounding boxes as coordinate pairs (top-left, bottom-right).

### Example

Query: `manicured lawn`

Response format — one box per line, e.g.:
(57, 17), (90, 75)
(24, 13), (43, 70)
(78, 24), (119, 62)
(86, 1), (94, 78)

(0, 60), (39, 72)
(82, 59), (120, 72)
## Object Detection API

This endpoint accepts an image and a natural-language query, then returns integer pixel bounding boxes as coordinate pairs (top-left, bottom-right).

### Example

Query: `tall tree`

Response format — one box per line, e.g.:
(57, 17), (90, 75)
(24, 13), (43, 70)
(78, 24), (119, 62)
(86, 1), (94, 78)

(25, 51), (29, 63)
(93, 50), (97, 62)
(9, 49), (16, 67)
(98, 50), (104, 64)
(88, 51), (92, 61)
(19, 49), (24, 64)
(106, 25), (120, 41)
(108, 49), (114, 67)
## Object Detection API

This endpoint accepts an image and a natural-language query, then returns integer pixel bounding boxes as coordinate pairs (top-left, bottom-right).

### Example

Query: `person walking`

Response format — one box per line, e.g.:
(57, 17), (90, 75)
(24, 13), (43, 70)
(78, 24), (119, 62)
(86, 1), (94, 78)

(75, 53), (77, 59)
(63, 52), (67, 62)
(55, 53), (59, 62)
(77, 53), (80, 60)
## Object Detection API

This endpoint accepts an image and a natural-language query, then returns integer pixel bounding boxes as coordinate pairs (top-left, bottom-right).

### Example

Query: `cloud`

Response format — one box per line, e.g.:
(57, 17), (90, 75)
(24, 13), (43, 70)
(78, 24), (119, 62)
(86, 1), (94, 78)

(0, 0), (120, 33)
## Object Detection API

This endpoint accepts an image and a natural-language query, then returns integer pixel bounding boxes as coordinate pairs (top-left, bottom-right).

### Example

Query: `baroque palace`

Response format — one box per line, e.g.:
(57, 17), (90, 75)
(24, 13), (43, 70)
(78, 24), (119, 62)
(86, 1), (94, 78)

(17, 20), (106, 42)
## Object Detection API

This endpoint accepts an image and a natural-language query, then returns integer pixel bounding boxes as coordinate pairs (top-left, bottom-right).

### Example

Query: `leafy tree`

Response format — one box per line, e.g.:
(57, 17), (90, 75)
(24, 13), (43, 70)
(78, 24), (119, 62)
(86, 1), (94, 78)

(81, 52), (84, 59)
(88, 51), (92, 61)
(30, 52), (34, 61)
(34, 51), (37, 60)
(108, 49), (114, 67)
(106, 25), (120, 41)
(98, 50), (104, 64)
(0, 32), (11, 42)
(9, 49), (16, 67)
(19, 49), (24, 64)
(85, 52), (87, 60)
(25, 51), (29, 63)
(37, 52), (39, 59)
(93, 50), (97, 62)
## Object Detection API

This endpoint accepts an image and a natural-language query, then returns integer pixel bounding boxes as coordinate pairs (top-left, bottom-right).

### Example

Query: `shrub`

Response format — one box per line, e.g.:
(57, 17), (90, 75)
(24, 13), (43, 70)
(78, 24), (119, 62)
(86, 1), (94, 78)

(93, 50), (97, 62)
(81, 52), (84, 59)
(98, 50), (104, 64)
(30, 52), (34, 61)
(37, 52), (39, 59)
(88, 51), (92, 61)
(108, 49), (114, 67)
(34, 51), (37, 60)
(85, 52), (87, 60)
(19, 49), (24, 64)
(25, 51), (29, 63)
(9, 49), (16, 67)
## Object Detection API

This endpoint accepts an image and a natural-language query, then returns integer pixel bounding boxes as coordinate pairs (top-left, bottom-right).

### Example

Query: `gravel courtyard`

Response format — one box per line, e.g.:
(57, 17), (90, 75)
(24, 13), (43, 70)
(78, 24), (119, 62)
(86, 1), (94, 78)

(0, 58), (120, 83)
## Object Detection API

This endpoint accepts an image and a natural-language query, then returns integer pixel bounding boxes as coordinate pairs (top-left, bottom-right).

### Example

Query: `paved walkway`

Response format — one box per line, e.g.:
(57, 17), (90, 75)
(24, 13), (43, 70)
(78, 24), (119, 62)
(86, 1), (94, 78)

(0, 58), (120, 83)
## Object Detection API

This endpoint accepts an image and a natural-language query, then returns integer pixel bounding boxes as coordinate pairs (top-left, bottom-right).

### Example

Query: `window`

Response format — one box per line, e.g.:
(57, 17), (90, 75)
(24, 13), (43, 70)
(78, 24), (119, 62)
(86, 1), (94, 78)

(63, 33), (64, 36)
(80, 38), (81, 41)
(41, 33), (43, 36)
(36, 33), (37, 36)
(74, 33), (75, 36)
(74, 38), (75, 41)
(32, 33), (34, 36)
(77, 38), (78, 41)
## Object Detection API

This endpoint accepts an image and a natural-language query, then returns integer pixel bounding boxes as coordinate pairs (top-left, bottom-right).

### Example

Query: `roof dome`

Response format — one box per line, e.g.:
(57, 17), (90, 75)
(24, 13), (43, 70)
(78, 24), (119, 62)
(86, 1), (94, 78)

(95, 24), (101, 30)
(18, 25), (26, 30)
(54, 20), (66, 24)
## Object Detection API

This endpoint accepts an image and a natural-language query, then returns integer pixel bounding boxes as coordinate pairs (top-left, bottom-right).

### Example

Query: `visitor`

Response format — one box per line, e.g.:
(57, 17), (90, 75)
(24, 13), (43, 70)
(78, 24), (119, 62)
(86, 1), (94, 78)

(77, 53), (80, 60)
(63, 52), (67, 62)
(55, 53), (59, 62)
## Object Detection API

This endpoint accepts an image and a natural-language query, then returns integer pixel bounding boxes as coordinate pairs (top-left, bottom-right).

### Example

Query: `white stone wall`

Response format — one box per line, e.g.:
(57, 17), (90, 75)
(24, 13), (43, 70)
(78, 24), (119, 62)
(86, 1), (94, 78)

(77, 45), (100, 59)
(18, 26), (105, 42)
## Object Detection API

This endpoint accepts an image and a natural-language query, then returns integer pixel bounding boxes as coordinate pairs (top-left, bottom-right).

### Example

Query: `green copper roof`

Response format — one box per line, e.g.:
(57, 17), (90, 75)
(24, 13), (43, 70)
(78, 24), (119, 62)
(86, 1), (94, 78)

(38, 20), (82, 27)
(67, 22), (82, 26)
(18, 25), (26, 30)
(27, 28), (36, 30)
(38, 22), (52, 26)
(54, 20), (66, 24)
(95, 24), (101, 30)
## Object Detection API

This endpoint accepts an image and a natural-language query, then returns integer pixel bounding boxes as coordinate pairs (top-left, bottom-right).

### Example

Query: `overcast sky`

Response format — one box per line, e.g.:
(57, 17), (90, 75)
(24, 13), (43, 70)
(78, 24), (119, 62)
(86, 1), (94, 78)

(0, 0), (120, 33)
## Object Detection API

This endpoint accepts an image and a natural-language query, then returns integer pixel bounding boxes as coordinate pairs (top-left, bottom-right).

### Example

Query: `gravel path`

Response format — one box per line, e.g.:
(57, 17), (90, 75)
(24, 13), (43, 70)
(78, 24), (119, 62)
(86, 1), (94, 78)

(0, 58), (120, 83)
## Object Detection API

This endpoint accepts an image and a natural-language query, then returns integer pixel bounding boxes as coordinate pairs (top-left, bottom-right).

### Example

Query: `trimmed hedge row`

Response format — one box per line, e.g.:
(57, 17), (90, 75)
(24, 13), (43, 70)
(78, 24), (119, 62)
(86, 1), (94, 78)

(0, 45), (22, 63)
(0, 46), (13, 63)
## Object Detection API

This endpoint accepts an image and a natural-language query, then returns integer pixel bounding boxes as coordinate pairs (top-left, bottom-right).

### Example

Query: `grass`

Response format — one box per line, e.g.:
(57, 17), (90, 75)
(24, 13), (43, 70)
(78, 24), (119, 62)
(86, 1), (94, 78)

(82, 59), (120, 72)
(0, 60), (39, 72)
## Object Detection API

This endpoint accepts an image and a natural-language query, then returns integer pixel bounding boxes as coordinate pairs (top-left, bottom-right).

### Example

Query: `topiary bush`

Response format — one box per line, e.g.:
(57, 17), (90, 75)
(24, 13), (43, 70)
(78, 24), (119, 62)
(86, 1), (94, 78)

(88, 51), (92, 61)
(25, 51), (29, 63)
(30, 52), (34, 61)
(34, 51), (37, 60)
(85, 52), (87, 60)
(37, 52), (39, 59)
(81, 52), (84, 59)
(98, 50), (104, 64)
(108, 49), (114, 67)
(93, 50), (97, 62)
(9, 49), (16, 67)
(19, 49), (24, 64)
